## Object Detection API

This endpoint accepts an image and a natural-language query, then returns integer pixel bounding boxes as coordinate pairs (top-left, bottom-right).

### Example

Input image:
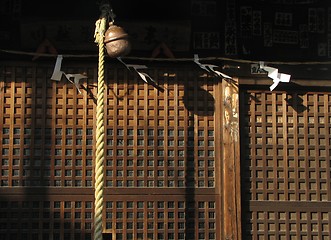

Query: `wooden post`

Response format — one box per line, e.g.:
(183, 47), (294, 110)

(222, 78), (241, 240)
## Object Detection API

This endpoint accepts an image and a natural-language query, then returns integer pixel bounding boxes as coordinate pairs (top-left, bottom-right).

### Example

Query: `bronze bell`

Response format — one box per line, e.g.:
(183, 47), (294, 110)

(104, 23), (131, 58)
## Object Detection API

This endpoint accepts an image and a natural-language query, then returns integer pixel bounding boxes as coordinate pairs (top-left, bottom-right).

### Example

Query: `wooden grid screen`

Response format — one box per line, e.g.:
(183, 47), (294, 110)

(0, 63), (223, 240)
(0, 197), (94, 240)
(104, 67), (217, 190)
(102, 196), (217, 240)
(0, 65), (96, 188)
(241, 90), (331, 240)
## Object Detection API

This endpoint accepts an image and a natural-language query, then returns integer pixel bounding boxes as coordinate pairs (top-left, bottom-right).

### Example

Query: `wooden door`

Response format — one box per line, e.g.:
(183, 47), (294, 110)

(240, 88), (331, 240)
(0, 62), (241, 240)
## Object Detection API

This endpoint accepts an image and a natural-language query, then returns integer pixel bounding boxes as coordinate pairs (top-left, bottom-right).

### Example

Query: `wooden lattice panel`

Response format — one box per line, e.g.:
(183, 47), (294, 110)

(102, 196), (217, 240)
(0, 65), (96, 188)
(0, 197), (94, 240)
(104, 67), (216, 190)
(241, 90), (331, 240)
(0, 195), (217, 240)
(0, 63), (224, 239)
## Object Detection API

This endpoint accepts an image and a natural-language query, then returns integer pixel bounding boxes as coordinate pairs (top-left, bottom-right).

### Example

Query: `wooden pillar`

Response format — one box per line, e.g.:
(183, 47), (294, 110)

(222, 78), (241, 240)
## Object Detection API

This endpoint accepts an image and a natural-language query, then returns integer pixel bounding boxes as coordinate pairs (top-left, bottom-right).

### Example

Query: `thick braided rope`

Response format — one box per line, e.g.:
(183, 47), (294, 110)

(94, 16), (107, 240)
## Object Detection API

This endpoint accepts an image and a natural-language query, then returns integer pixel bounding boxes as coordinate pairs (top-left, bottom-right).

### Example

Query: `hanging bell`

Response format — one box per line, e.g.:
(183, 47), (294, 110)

(104, 23), (131, 58)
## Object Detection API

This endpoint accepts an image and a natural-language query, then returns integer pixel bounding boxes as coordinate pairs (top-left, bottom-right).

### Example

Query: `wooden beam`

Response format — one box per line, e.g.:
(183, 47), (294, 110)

(222, 78), (241, 240)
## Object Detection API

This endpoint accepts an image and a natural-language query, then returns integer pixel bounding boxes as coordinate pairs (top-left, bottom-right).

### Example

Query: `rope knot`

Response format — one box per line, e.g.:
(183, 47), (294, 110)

(94, 19), (106, 44)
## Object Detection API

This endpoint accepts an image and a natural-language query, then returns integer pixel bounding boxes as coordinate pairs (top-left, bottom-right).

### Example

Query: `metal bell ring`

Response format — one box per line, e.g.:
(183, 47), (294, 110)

(104, 23), (131, 58)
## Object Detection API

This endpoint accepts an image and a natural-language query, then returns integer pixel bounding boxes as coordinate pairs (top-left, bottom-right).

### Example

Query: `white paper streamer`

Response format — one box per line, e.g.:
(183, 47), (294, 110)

(63, 73), (87, 94)
(50, 55), (63, 81)
(117, 57), (157, 85)
(259, 62), (291, 91)
(51, 55), (87, 93)
(194, 54), (232, 79)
